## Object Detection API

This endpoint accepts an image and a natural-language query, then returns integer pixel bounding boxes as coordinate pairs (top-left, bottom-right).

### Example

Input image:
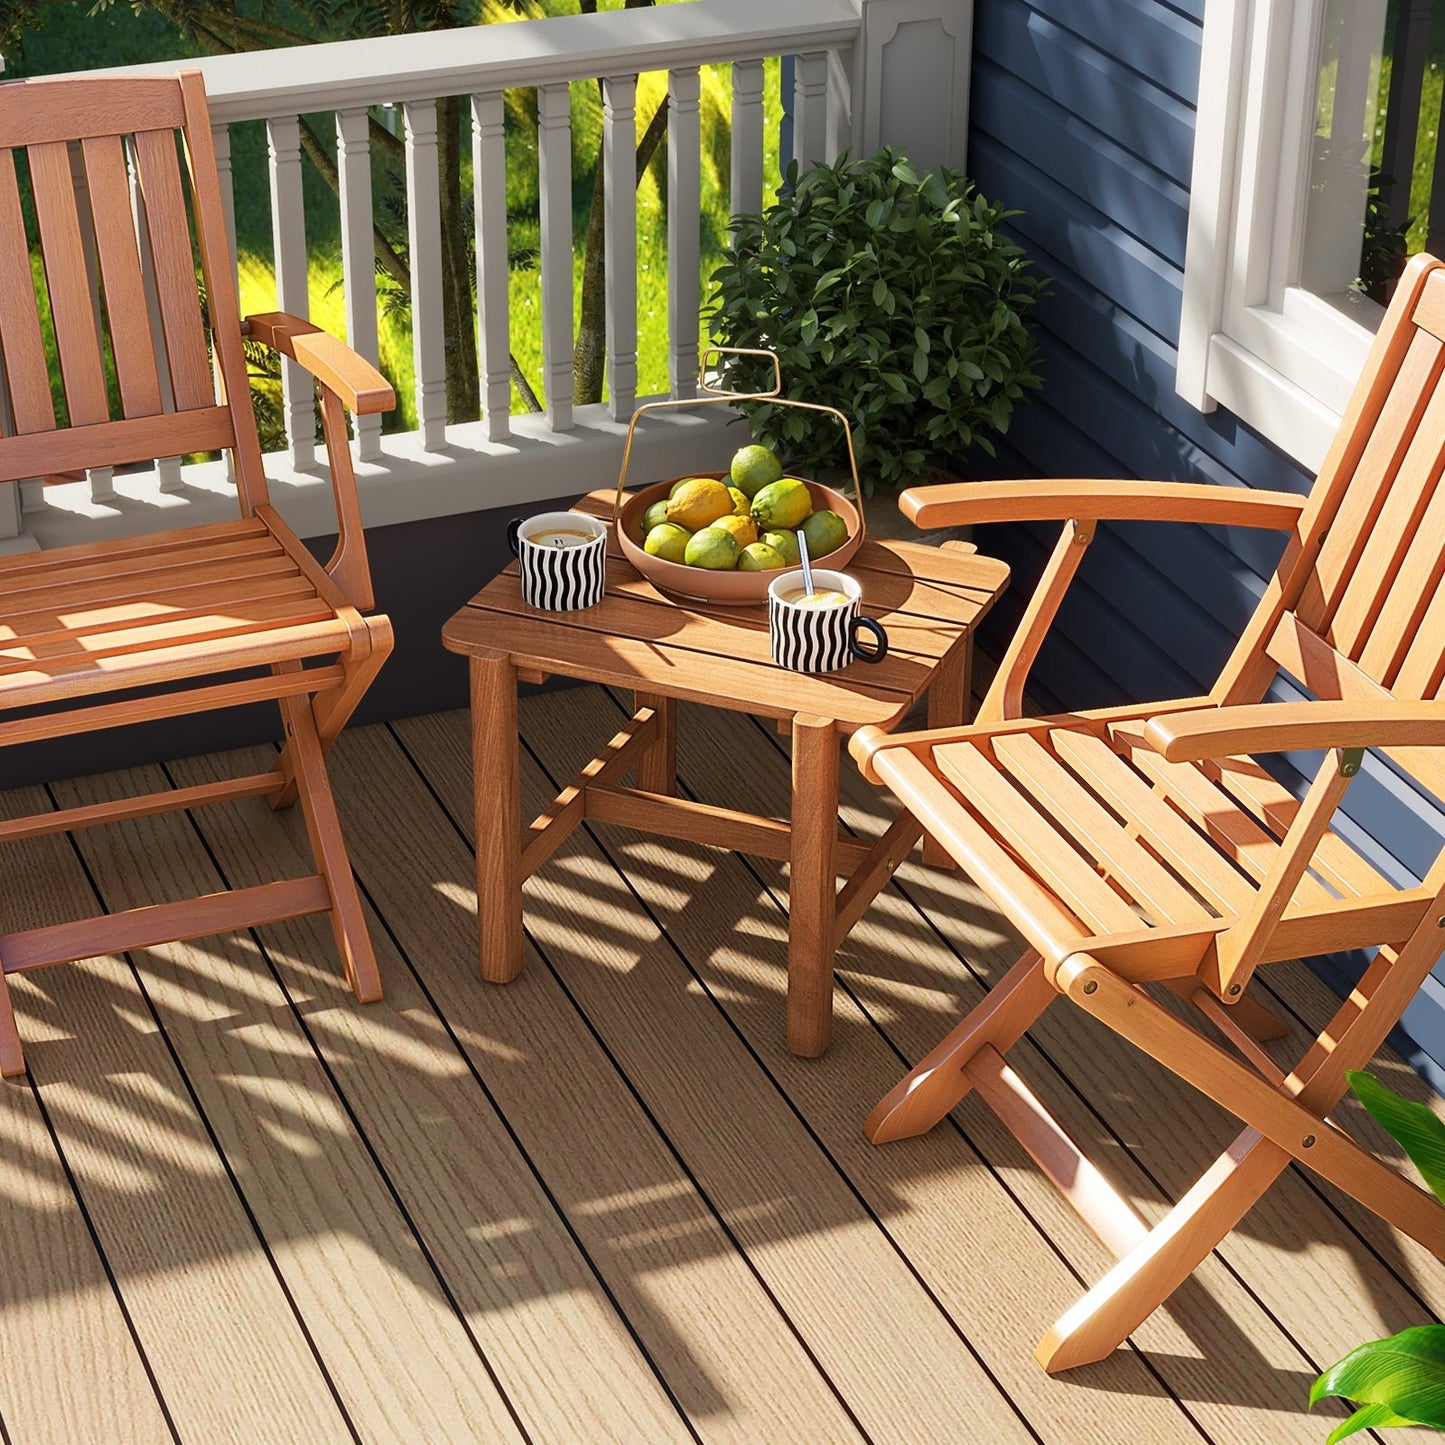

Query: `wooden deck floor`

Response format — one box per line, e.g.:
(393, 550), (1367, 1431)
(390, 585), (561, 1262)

(0, 683), (1441, 1443)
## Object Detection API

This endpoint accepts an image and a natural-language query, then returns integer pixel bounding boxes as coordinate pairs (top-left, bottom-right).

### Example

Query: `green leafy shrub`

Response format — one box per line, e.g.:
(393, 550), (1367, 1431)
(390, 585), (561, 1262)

(707, 147), (1043, 490)
(1310, 1070), (1445, 1441)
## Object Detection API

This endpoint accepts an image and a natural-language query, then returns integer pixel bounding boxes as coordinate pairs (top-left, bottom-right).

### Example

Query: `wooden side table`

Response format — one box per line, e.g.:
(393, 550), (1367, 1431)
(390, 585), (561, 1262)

(442, 490), (1009, 1056)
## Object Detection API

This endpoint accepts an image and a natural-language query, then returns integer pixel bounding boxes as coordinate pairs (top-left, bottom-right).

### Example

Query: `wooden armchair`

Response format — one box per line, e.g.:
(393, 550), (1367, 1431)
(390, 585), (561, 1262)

(0, 72), (395, 1076)
(852, 251), (1445, 1371)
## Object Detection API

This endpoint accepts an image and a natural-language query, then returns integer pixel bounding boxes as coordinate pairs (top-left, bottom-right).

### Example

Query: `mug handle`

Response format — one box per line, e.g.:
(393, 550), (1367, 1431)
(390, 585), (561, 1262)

(506, 517), (524, 557)
(850, 615), (889, 663)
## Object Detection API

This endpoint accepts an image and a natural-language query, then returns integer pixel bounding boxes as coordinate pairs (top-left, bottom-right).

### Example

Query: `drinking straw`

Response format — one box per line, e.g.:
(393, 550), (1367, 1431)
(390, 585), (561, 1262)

(797, 528), (815, 600)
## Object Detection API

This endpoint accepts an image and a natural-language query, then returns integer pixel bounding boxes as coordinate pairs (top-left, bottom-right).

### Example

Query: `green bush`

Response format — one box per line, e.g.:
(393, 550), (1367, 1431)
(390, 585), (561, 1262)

(707, 147), (1043, 490)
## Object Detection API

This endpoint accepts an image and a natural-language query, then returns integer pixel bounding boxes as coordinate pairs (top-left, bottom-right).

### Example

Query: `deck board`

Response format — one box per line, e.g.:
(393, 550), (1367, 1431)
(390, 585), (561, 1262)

(0, 693), (1439, 1441)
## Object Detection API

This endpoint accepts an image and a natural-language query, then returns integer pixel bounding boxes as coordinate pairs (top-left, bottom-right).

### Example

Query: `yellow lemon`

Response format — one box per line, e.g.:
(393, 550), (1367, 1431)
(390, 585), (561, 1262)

(683, 527), (740, 570)
(711, 513), (758, 548)
(667, 478), (734, 531)
(728, 486), (751, 516)
(668, 474), (718, 499)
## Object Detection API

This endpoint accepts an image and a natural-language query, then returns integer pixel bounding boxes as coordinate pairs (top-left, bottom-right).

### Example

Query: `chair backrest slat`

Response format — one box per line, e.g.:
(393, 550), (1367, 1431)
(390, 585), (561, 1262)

(81, 134), (162, 418)
(1319, 365), (1445, 673)
(0, 148), (54, 435)
(1292, 328), (1445, 638)
(28, 138), (109, 427)
(130, 127), (212, 412)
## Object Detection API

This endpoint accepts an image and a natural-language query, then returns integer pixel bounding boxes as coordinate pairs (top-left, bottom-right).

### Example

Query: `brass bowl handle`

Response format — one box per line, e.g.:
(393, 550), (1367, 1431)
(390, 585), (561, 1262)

(612, 347), (866, 542)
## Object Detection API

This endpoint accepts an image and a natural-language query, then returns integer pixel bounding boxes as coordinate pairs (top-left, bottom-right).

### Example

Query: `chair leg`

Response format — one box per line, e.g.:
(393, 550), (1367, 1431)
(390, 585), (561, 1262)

(1037, 1128), (1288, 1372)
(278, 690), (383, 1003)
(270, 617), (393, 810)
(865, 948), (1056, 1142)
(0, 972), (24, 1077)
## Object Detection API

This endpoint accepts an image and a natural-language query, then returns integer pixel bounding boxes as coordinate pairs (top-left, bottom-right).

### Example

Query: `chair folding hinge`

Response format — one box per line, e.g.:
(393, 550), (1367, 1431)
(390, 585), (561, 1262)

(1339, 746), (1364, 777)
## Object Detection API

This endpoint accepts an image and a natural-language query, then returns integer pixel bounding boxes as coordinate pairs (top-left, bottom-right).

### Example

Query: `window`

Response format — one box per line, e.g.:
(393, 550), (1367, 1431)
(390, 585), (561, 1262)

(1179, 0), (1395, 471)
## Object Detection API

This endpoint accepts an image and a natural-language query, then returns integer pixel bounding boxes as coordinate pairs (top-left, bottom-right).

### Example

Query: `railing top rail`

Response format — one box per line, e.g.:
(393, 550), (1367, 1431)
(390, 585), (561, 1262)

(84, 0), (861, 122)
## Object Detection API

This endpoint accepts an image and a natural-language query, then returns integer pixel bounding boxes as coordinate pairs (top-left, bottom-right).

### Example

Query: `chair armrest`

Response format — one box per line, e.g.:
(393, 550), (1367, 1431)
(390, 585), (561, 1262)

(899, 479), (1307, 532)
(245, 312), (395, 415)
(1143, 701), (1445, 762)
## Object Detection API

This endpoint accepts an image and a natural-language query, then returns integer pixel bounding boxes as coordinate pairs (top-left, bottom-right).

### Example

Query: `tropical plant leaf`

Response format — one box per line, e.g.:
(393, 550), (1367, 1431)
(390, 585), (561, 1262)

(1325, 1402), (1421, 1444)
(1312, 1325), (1445, 1430)
(1348, 1069), (1445, 1203)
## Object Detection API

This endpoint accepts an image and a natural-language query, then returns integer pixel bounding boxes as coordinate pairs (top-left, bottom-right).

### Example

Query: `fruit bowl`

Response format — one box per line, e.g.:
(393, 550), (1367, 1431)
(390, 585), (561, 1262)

(616, 471), (864, 606)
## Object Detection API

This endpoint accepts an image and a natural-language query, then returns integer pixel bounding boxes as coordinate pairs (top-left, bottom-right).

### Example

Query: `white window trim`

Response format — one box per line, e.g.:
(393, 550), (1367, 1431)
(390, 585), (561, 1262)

(1179, 0), (1383, 472)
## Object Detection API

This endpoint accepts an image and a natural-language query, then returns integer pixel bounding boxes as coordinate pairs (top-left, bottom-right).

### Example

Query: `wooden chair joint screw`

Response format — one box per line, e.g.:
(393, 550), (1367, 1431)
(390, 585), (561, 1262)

(1082, 979), (1098, 994)
(1228, 983), (1242, 995)
(1302, 1134), (1316, 1148)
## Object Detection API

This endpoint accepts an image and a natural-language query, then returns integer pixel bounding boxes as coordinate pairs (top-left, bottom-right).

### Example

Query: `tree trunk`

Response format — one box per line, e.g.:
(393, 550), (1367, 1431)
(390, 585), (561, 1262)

(437, 96), (480, 423)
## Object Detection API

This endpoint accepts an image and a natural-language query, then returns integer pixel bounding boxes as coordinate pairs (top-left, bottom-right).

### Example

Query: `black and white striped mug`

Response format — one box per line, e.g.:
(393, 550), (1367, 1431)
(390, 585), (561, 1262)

(767, 569), (889, 673)
(507, 511), (607, 610)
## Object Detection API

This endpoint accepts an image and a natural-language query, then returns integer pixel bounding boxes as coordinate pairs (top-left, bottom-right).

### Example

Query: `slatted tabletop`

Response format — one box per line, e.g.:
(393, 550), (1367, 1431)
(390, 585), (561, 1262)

(442, 489), (1009, 730)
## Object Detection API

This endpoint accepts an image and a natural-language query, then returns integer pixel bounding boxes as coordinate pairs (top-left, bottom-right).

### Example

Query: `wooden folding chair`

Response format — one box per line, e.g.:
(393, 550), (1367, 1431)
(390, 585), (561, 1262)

(852, 250), (1445, 1371)
(0, 71), (395, 1077)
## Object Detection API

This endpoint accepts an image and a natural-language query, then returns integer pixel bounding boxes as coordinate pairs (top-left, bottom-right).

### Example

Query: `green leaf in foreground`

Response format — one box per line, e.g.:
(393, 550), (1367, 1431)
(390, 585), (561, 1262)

(1325, 1402), (1421, 1445)
(1311, 1323), (1445, 1438)
(1347, 1069), (1445, 1203)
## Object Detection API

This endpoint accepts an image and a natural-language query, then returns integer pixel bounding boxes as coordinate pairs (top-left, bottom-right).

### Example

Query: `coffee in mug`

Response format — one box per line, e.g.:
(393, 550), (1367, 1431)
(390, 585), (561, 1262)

(507, 511), (607, 610)
(768, 569), (889, 672)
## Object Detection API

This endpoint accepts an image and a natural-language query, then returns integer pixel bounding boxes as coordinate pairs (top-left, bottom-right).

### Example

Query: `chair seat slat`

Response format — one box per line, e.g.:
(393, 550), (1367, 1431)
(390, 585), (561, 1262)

(934, 741), (1143, 935)
(992, 732), (1214, 928)
(1114, 733), (1337, 911)
(1050, 729), (1254, 915)
(0, 595), (335, 677)
(0, 577), (315, 657)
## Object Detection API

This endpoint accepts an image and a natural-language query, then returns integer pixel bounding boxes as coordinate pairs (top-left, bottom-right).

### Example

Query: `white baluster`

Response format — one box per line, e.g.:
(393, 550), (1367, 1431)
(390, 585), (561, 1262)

(128, 137), (182, 493)
(212, 120), (238, 488)
(336, 108), (382, 461)
(667, 66), (701, 400)
(537, 83), (574, 432)
(603, 74), (638, 421)
(212, 121), (239, 287)
(404, 98), (447, 451)
(730, 59), (765, 223)
(793, 51), (829, 173)
(267, 114), (314, 468)
(472, 90), (512, 441)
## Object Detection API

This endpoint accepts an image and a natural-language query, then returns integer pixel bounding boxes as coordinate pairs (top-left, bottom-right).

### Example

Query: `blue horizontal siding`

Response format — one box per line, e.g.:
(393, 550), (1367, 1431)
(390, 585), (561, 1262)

(974, 0), (1195, 177)
(970, 0), (1445, 1087)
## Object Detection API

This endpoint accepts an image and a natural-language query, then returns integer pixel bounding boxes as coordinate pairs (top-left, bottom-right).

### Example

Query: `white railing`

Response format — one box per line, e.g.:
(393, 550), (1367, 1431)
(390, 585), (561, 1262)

(18, 0), (973, 552)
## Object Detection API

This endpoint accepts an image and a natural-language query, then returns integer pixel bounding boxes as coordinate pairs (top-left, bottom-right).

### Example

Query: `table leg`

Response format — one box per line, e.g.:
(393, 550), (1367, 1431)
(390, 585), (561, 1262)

(921, 642), (971, 870)
(789, 713), (839, 1057)
(633, 691), (677, 795)
(471, 651), (524, 983)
